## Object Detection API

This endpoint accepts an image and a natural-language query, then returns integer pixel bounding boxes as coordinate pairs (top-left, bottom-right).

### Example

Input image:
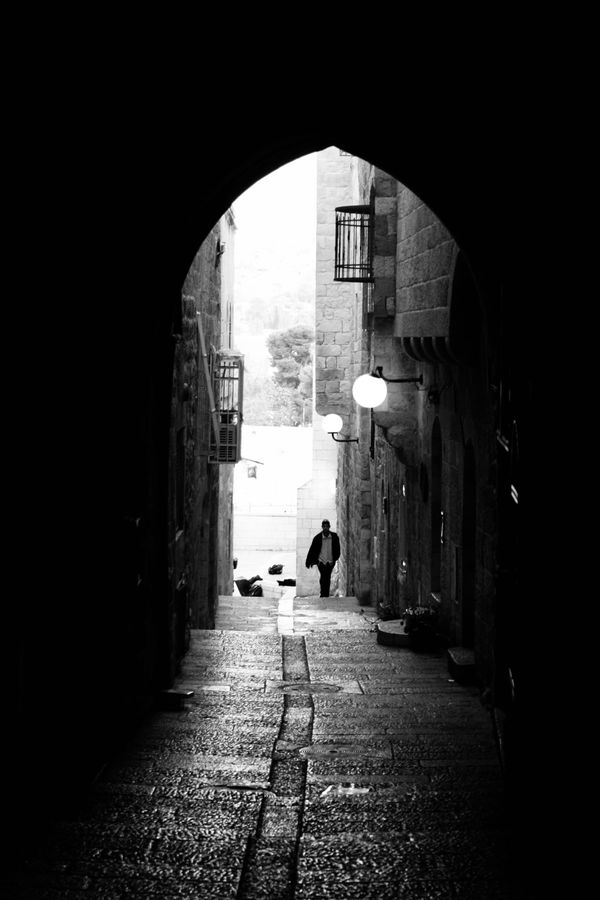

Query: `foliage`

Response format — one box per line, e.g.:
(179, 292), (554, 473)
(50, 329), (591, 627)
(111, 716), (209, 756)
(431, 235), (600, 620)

(265, 325), (314, 425)
(236, 323), (314, 427)
(267, 325), (314, 387)
(402, 606), (438, 634)
(242, 370), (284, 426)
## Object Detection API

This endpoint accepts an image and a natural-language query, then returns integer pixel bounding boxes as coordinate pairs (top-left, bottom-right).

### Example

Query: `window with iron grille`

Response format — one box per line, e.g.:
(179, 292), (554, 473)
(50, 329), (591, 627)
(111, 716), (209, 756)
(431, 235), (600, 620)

(209, 351), (244, 464)
(334, 205), (374, 283)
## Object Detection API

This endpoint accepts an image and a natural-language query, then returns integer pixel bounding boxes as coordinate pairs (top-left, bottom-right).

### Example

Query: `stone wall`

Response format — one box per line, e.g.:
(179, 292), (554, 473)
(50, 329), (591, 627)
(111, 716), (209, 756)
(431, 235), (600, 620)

(314, 147), (356, 420)
(394, 187), (454, 338)
(295, 416), (338, 597)
(392, 185), (497, 682)
(174, 217), (229, 630)
(329, 160), (498, 688)
(234, 424), (313, 554)
(336, 404), (373, 605)
(217, 210), (237, 597)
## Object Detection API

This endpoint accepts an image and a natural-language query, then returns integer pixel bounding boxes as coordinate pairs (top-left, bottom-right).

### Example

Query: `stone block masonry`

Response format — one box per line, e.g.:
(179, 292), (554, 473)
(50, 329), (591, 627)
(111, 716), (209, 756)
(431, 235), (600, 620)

(296, 419), (338, 597)
(314, 147), (357, 421)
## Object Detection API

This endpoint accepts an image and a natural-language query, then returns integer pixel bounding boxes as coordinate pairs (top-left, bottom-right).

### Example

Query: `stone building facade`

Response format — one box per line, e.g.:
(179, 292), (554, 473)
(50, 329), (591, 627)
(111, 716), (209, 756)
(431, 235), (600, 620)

(295, 413), (338, 597)
(317, 148), (505, 701)
(168, 210), (237, 675)
(313, 148), (372, 602)
(217, 210), (237, 599)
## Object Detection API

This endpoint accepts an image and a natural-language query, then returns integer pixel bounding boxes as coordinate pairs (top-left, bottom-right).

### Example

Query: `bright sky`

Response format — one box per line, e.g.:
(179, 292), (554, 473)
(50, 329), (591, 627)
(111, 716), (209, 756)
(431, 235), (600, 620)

(232, 153), (317, 268)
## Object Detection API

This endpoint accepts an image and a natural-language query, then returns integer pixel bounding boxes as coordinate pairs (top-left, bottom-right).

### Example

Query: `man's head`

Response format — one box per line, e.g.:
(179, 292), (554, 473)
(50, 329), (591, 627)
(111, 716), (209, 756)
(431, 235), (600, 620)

(321, 519), (331, 535)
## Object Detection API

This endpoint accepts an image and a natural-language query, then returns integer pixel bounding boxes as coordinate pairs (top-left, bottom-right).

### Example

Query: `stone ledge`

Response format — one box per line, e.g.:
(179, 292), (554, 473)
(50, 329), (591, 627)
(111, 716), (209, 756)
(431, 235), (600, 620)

(447, 646), (477, 683)
(375, 619), (410, 647)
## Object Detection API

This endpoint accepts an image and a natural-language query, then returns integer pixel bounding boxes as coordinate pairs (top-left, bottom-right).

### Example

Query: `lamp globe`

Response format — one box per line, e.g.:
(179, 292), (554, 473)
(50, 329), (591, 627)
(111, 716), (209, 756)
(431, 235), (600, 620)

(352, 374), (387, 408)
(322, 413), (344, 433)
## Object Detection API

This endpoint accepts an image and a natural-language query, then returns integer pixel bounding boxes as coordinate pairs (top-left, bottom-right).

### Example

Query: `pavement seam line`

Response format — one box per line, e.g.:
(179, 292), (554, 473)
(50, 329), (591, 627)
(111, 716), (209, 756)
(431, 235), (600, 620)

(236, 635), (313, 899)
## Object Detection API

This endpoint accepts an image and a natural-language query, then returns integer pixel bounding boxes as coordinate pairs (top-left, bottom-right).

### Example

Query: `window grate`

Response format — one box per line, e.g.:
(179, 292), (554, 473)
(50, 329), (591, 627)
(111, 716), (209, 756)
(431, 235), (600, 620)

(334, 205), (374, 283)
(209, 352), (244, 464)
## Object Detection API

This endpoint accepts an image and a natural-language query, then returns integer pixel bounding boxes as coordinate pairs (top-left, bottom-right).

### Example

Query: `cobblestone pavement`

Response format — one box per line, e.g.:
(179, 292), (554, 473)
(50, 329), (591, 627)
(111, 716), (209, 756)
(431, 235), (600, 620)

(3, 595), (524, 898)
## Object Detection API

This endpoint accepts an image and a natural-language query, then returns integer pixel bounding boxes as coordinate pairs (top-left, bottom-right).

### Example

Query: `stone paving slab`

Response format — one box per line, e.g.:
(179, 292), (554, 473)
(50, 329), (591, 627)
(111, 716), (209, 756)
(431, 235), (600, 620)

(2, 593), (523, 898)
(295, 831), (515, 900)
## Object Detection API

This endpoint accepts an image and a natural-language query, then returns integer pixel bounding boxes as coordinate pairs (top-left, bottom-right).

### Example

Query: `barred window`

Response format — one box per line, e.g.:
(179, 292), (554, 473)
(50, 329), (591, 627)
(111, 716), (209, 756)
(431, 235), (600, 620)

(209, 353), (244, 464)
(334, 205), (374, 283)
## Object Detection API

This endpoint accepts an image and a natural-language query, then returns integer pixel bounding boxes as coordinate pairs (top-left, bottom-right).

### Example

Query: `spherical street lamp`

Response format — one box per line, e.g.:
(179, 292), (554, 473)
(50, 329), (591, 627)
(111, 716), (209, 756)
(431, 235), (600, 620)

(321, 413), (359, 443)
(352, 373), (387, 409)
(322, 413), (344, 434)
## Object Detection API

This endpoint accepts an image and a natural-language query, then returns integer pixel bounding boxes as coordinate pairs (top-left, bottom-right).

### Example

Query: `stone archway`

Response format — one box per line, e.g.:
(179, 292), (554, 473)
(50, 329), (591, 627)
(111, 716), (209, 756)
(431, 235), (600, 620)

(15, 112), (510, 849)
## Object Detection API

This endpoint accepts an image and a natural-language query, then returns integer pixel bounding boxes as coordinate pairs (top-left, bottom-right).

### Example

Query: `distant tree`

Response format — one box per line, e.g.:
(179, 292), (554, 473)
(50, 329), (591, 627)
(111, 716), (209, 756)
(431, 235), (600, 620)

(272, 386), (305, 426)
(298, 362), (313, 407)
(236, 324), (314, 426)
(267, 325), (314, 390)
(242, 371), (281, 425)
(265, 325), (314, 425)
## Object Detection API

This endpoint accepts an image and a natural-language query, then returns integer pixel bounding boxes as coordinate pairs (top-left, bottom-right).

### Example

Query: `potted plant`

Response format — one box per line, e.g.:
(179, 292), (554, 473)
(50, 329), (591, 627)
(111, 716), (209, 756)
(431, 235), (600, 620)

(402, 606), (439, 650)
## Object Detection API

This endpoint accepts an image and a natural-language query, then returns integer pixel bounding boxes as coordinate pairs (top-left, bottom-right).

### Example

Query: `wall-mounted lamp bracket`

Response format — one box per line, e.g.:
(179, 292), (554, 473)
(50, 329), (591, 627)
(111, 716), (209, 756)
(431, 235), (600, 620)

(328, 432), (359, 443)
(322, 413), (358, 443)
(373, 366), (423, 385)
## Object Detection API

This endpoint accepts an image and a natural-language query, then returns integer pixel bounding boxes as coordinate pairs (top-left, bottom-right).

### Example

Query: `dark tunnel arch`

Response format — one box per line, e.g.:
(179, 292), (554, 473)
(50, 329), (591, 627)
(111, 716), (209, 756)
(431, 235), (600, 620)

(12, 82), (557, 888)
(171, 128), (503, 310)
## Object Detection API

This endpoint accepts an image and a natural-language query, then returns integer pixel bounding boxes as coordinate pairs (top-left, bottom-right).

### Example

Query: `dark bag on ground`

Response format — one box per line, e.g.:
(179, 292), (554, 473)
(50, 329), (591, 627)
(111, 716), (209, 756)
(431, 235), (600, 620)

(235, 576), (263, 597)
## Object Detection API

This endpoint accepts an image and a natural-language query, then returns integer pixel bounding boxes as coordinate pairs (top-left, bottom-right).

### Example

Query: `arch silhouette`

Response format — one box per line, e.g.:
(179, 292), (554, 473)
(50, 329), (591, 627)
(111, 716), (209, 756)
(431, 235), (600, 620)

(176, 131), (502, 306)
(12, 110), (512, 857)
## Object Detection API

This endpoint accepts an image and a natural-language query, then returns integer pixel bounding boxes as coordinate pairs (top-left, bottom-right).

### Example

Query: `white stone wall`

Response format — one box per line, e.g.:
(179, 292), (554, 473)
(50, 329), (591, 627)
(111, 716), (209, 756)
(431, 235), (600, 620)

(234, 514), (296, 552)
(233, 424), (312, 554)
(314, 147), (358, 420)
(295, 414), (339, 596)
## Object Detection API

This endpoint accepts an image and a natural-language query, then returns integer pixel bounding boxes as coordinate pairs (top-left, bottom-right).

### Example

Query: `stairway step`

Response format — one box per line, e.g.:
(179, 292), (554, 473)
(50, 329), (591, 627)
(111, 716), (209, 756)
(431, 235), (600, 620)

(447, 646), (477, 683)
(376, 619), (410, 647)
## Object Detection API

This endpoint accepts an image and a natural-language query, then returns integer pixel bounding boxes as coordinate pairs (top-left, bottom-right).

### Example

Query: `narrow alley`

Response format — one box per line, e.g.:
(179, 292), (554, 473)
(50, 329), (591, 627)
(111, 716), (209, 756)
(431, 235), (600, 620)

(5, 592), (522, 899)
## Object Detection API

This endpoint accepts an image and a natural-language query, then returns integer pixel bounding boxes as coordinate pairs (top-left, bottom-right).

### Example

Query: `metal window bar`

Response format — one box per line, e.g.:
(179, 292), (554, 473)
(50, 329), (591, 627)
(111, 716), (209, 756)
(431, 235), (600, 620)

(209, 353), (243, 464)
(334, 205), (374, 282)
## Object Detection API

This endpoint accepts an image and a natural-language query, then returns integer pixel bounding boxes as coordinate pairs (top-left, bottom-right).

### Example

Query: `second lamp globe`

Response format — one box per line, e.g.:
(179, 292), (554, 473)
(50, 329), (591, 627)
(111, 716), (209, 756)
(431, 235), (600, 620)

(322, 413), (343, 433)
(352, 374), (387, 409)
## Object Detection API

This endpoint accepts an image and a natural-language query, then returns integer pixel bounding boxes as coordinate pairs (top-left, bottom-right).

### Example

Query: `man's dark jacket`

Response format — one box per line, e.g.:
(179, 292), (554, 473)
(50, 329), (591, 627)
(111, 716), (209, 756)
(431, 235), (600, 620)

(305, 531), (341, 568)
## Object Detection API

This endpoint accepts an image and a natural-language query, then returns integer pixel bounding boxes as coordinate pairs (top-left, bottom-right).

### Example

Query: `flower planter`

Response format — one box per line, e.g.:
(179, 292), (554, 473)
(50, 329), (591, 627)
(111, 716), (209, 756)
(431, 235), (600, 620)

(402, 606), (439, 651)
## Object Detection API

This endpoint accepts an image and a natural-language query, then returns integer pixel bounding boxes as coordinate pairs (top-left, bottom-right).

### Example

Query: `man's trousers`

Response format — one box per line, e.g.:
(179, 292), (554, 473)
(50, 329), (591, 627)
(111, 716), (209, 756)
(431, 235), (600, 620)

(317, 561), (334, 597)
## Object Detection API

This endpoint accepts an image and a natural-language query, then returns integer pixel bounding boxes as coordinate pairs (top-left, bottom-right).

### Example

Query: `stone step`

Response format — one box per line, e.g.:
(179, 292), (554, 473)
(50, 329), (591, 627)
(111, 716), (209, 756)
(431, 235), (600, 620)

(375, 619), (410, 647)
(447, 646), (477, 683)
(261, 581), (286, 600)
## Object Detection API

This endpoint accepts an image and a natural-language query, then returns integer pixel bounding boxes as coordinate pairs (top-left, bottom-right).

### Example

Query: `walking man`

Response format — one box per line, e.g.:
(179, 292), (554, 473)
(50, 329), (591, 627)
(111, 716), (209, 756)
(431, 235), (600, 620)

(305, 519), (340, 597)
